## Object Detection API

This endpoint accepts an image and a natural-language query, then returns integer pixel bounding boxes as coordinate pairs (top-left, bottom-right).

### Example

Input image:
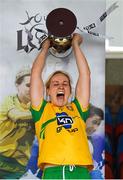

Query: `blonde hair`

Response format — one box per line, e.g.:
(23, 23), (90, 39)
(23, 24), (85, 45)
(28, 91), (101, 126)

(45, 70), (72, 92)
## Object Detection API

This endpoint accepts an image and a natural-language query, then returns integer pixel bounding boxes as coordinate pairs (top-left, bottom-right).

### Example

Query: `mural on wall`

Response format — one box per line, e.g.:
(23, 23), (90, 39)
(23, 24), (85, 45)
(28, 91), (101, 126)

(0, 0), (118, 179)
(17, 1), (118, 54)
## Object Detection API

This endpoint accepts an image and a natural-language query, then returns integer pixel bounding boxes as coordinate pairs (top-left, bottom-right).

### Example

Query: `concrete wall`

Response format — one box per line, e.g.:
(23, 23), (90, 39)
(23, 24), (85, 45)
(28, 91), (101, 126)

(106, 58), (123, 85)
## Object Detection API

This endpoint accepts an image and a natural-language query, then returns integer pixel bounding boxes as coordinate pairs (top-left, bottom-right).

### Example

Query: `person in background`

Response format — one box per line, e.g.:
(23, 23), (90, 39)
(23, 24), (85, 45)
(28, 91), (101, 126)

(30, 33), (93, 179)
(86, 105), (104, 136)
(86, 105), (104, 179)
(0, 67), (35, 179)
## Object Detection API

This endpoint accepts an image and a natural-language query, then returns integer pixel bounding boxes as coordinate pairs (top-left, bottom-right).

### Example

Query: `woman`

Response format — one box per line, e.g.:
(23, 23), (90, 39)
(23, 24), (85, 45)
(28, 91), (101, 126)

(30, 33), (93, 179)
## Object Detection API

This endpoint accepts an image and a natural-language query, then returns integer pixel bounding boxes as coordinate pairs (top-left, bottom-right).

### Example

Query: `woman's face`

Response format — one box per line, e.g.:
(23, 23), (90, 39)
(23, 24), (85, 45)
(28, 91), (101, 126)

(86, 115), (102, 136)
(47, 73), (71, 107)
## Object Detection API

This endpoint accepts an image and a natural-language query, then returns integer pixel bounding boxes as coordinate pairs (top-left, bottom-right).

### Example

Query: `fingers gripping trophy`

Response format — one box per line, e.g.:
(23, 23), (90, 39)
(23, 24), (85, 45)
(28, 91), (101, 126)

(46, 8), (77, 58)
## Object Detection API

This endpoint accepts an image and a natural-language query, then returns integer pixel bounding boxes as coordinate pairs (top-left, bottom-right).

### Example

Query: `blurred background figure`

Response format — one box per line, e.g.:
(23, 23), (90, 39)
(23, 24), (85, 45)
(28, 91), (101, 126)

(115, 106), (123, 179)
(105, 106), (114, 179)
(0, 66), (35, 179)
(86, 105), (105, 179)
(106, 0), (123, 177)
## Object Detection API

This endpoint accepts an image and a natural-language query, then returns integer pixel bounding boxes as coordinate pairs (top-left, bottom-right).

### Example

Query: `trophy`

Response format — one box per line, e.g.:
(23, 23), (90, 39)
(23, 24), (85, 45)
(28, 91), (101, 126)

(46, 8), (77, 58)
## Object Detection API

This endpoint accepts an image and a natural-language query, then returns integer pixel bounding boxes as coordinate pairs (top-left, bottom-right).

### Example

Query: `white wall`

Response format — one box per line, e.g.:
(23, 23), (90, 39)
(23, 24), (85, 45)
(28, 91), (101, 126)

(106, 0), (123, 47)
